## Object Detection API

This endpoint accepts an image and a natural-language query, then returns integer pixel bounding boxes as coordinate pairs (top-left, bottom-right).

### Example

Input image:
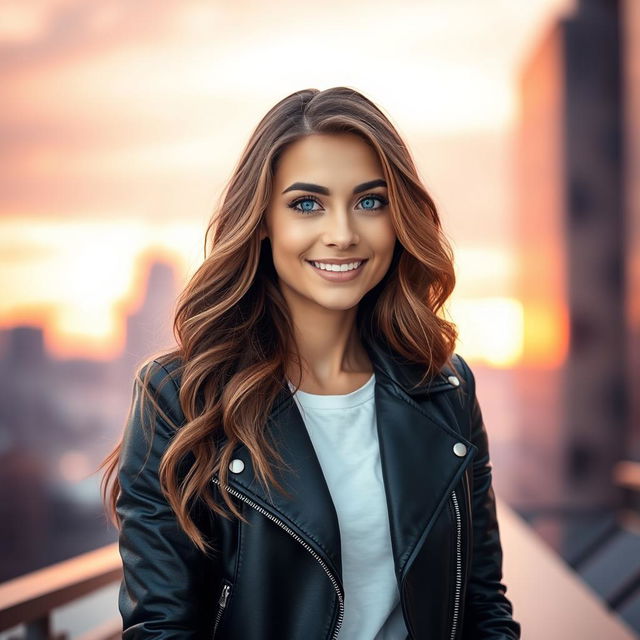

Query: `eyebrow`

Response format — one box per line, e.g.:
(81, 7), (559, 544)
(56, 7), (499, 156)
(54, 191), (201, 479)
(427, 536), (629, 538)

(282, 178), (387, 196)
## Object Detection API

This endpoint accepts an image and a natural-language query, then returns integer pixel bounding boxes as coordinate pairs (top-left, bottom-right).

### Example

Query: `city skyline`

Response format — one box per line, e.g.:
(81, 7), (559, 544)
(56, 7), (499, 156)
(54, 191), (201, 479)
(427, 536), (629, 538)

(0, 0), (577, 365)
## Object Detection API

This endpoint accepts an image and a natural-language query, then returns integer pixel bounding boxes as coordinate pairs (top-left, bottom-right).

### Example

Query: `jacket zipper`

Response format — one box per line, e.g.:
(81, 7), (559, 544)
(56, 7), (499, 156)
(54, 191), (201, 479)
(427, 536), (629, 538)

(210, 478), (462, 640)
(401, 489), (463, 640)
(211, 476), (345, 639)
(212, 582), (231, 638)
(449, 489), (463, 640)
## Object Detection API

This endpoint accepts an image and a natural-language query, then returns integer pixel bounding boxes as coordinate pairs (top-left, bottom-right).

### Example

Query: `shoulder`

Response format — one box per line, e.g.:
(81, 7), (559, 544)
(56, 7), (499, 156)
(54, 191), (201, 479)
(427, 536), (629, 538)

(445, 352), (477, 399)
(137, 353), (183, 389)
(135, 353), (185, 426)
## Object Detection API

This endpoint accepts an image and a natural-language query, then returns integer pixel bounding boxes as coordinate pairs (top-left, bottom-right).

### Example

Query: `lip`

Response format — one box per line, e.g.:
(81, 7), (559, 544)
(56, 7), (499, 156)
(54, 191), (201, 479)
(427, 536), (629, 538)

(305, 258), (368, 282)
(305, 257), (368, 264)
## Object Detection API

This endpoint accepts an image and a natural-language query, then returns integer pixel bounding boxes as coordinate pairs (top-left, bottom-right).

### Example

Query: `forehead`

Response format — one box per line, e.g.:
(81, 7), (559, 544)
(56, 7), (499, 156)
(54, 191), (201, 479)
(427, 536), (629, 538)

(274, 133), (383, 185)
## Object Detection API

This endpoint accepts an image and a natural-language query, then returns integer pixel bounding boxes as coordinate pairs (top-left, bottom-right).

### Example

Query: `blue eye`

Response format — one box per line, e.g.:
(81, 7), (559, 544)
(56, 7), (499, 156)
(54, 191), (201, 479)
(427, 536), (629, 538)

(357, 195), (388, 211)
(287, 193), (388, 215)
(288, 197), (322, 214)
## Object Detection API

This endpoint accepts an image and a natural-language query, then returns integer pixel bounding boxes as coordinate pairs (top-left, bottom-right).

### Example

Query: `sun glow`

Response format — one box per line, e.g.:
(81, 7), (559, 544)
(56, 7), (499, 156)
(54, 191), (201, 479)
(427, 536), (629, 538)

(449, 297), (524, 367)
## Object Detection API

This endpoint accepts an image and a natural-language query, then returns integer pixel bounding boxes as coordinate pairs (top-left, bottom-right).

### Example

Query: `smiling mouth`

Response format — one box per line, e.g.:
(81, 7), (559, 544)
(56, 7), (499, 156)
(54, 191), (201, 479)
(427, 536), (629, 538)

(304, 258), (369, 283)
(304, 259), (369, 272)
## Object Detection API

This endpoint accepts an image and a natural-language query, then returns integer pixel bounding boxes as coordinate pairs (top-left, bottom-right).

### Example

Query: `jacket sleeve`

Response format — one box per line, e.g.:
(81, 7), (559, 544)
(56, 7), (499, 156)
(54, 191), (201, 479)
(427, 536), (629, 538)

(457, 355), (522, 640)
(116, 359), (220, 639)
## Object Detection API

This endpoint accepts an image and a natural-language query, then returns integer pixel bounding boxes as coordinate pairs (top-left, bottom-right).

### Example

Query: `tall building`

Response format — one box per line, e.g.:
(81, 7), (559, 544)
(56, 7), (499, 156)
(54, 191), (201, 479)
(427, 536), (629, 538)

(119, 257), (180, 381)
(623, 0), (640, 461)
(515, 0), (630, 552)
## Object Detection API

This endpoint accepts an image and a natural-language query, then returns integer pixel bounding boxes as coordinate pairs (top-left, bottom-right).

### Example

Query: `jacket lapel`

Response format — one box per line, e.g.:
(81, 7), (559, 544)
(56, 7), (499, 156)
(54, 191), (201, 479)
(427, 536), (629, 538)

(214, 335), (478, 586)
(362, 335), (479, 580)
(219, 391), (345, 580)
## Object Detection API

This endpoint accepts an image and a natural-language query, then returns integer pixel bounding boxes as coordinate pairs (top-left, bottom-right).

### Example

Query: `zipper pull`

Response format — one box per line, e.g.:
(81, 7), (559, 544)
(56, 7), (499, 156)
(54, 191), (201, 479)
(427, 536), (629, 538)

(218, 583), (231, 608)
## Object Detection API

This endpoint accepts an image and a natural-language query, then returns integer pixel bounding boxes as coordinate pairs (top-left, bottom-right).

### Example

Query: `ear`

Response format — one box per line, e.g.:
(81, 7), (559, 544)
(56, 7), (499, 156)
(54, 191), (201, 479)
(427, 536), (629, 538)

(259, 218), (269, 241)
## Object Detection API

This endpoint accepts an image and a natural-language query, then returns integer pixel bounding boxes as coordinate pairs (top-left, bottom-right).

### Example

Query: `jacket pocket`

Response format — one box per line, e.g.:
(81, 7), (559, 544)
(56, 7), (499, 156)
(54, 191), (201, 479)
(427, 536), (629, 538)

(212, 579), (233, 638)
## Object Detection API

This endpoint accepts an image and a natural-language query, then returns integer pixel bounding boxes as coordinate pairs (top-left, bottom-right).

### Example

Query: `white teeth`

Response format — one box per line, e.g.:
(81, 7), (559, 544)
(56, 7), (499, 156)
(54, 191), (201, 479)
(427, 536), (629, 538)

(311, 260), (363, 272)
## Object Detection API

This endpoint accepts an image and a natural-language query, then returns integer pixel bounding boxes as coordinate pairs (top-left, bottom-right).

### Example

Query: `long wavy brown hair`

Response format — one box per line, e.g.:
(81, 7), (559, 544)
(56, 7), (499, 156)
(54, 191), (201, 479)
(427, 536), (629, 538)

(99, 86), (459, 556)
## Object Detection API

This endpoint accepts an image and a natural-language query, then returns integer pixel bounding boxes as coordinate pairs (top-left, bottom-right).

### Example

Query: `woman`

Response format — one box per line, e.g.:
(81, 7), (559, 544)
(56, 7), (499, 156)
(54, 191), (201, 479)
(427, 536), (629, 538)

(100, 86), (521, 639)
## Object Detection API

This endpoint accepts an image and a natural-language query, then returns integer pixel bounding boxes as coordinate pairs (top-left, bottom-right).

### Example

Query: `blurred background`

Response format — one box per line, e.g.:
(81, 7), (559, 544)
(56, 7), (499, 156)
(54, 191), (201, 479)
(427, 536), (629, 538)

(1, 0), (639, 637)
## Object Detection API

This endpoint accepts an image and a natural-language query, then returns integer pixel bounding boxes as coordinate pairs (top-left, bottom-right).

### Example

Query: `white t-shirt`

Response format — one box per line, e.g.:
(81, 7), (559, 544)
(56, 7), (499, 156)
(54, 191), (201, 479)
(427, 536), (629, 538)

(288, 373), (409, 640)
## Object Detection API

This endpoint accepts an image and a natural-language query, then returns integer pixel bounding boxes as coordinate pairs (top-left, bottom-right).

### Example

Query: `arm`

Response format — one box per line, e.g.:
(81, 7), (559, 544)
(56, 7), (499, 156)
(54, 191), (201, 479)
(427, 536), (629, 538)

(116, 359), (220, 639)
(458, 355), (522, 640)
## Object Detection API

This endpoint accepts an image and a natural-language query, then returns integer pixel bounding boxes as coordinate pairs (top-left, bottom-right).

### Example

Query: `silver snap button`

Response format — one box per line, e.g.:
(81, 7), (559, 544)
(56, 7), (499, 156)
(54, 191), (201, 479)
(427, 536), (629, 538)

(447, 375), (460, 387)
(453, 442), (467, 457)
(229, 458), (245, 473)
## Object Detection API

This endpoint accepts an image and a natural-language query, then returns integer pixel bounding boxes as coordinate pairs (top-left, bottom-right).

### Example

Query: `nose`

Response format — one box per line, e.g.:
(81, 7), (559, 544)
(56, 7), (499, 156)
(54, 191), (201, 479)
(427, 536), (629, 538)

(322, 208), (359, 248)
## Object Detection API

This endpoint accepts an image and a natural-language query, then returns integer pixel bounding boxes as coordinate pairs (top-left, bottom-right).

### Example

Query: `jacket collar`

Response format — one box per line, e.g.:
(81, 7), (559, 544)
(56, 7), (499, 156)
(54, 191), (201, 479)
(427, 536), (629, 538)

(361, 331), (463, 396)
(216, 334), (477, 587)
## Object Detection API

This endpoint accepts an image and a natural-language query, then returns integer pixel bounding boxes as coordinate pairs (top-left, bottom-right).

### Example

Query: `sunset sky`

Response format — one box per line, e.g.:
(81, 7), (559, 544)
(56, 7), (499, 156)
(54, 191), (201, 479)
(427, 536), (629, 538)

(0, 0), (575, 364)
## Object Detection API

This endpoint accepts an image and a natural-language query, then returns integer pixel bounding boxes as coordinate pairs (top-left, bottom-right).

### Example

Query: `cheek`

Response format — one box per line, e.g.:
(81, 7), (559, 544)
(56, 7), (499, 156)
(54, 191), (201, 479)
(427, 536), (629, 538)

(368, 219), (397, 255)
(269, 224), (311, 281)
(271, 223), (305, 258)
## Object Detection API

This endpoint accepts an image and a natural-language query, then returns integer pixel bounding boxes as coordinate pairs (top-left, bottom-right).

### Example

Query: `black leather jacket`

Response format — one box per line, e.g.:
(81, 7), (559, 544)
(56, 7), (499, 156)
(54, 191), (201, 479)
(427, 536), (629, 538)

(117, 336), (521, 639)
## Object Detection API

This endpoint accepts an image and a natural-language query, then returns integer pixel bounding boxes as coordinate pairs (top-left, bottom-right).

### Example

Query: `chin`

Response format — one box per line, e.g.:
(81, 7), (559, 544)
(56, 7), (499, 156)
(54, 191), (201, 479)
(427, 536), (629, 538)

(310, 295), (363, 312)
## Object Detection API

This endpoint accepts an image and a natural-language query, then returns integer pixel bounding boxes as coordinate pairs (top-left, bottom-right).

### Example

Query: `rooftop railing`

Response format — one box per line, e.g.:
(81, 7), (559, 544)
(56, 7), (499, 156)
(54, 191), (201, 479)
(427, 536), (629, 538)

(1, 485), (639, 639)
